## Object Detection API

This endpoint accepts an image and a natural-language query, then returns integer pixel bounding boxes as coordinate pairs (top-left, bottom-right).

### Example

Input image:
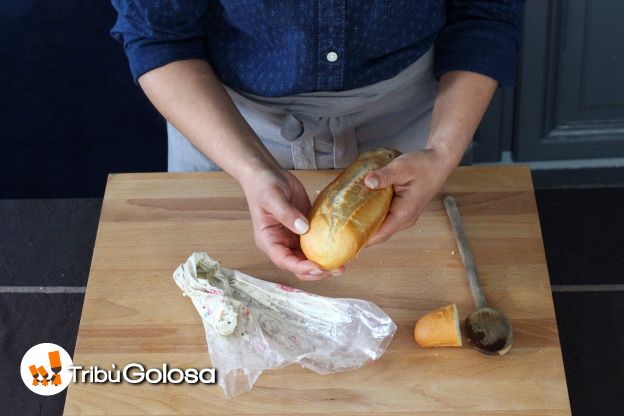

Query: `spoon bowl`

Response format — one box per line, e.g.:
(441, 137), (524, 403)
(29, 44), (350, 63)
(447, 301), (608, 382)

(465, 306), (513, 356)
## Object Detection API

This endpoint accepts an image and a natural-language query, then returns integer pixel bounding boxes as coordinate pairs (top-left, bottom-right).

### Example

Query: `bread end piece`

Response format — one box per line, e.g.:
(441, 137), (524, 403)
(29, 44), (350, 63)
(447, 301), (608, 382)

(414, 303), (463, 348)
(300, 213), (360, 270)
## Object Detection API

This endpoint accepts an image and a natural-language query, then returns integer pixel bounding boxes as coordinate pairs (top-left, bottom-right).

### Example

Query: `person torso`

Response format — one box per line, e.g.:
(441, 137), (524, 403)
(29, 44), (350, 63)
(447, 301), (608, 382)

(202, 1), (446, 96)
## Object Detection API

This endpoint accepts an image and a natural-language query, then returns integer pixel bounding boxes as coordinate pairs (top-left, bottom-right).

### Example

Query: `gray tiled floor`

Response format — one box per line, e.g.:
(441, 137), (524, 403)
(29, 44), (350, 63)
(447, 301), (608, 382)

(536, 188), (624, 286)
(0, 199), (100, 286)
(0, 293), (84, 415)
(553, 291), (624, 415)
(0, 199), (96, 414)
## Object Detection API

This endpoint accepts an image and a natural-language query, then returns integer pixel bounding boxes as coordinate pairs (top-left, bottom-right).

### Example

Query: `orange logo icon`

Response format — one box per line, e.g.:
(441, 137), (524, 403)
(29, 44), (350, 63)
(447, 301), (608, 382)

(21, 343), (72, 395)
(28, 350), (63, 387)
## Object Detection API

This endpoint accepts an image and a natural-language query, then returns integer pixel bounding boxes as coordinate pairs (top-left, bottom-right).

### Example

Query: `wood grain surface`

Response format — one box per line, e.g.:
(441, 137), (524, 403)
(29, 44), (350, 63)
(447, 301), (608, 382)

(63, 166), (571, 415)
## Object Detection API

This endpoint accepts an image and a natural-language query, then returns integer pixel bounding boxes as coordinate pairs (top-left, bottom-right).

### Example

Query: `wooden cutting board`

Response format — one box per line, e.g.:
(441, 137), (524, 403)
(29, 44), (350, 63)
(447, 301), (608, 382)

(64, 166), (571, 415)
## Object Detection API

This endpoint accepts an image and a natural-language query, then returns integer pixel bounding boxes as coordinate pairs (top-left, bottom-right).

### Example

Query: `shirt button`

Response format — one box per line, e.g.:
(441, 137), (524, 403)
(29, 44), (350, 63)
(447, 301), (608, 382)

(326, 51), (338, 62)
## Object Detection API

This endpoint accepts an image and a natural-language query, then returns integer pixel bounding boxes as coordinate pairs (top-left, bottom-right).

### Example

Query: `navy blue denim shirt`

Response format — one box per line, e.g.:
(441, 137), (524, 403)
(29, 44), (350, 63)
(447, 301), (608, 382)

(111, 1), (524, 97)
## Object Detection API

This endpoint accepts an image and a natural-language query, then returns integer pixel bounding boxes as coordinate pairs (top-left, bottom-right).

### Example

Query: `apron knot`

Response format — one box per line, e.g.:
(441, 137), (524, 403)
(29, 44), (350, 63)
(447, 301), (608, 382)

(280, 113), (305, 142)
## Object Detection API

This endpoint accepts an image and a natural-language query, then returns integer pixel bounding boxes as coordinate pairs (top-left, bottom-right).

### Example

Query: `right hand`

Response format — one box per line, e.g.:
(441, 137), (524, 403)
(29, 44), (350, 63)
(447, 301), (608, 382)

(240, 167), (345, 280)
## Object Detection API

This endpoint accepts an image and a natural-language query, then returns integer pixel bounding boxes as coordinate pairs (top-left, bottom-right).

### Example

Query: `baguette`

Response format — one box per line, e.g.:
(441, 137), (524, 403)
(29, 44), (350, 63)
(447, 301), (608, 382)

(300, 148), (401, 269)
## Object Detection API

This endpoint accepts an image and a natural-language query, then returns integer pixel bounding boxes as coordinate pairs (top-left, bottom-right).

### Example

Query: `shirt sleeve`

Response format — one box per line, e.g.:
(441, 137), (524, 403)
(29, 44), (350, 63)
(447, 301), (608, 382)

(434, 0), (525, 87)
(110, 0), (209, 83)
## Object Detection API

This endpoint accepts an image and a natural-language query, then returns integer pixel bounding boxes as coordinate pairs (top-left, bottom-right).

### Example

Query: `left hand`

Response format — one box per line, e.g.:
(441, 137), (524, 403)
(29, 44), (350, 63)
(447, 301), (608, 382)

(363, 147), (456, 246)
(240, 167), (345, 280)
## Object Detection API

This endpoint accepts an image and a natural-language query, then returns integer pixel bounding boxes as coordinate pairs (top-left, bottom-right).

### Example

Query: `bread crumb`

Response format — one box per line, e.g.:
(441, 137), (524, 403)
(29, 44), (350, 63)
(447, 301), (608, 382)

(451, 251), (456, 255)
(434, 352), (439, 357)
(425, 249), (430, 254)
(418, 229), (423, 233)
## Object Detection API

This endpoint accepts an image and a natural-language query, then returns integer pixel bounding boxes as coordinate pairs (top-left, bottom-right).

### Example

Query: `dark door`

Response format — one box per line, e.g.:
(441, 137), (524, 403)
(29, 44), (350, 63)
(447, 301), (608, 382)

(513, 0), (624, 161)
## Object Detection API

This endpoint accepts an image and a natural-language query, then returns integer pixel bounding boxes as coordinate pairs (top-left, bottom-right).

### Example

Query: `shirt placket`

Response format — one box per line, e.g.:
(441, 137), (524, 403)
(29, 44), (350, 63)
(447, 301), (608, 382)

(316, 0), (346, 91)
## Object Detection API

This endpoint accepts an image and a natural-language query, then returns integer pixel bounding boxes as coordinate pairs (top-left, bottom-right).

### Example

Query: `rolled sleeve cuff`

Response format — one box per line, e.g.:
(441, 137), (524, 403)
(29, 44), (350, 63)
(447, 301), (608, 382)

(123, 37), (208, 83)
(434, 21), (520, 88)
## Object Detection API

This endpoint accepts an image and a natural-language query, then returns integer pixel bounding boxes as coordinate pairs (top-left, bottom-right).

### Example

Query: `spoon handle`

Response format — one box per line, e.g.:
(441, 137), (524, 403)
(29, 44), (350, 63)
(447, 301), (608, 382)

(443, 195), (487, 309)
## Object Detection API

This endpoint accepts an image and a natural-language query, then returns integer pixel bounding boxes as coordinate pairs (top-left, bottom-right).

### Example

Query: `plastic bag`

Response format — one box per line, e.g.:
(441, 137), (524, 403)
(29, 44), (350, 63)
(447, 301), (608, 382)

(173, 252), (397, 398)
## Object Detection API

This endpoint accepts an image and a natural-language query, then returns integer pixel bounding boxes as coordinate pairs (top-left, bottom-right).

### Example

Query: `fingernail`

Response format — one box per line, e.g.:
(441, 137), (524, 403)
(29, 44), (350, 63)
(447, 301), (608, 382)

(331, 270), (343, 277)
(309, 269), (323, 275)
(294, 218), (309, 234)
(365, 176), (379, 189)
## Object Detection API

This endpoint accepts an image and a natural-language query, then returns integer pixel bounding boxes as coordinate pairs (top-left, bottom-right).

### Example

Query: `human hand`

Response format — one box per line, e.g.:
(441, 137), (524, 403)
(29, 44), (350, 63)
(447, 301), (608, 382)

(240, 168), (345, 280)
(363, 147), (456, 246)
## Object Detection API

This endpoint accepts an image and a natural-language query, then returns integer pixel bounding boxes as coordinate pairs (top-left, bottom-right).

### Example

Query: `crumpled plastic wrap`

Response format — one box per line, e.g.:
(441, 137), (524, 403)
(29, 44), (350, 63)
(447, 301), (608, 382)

(173, 252), (397, 398)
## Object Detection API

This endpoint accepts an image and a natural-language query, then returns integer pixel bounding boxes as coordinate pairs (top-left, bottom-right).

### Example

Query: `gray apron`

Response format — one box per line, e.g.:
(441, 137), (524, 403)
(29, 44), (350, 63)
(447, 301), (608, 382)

(168, 48), (438, 172)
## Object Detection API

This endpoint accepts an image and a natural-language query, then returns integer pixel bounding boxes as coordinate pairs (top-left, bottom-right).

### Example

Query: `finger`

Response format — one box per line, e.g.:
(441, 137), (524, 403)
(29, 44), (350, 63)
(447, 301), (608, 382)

(329, 266), (345, 276)
(366, 195), (416, 246)
(364, 155), (411, 190)
(254, 223), (330, 276)
(296, 266), (345, 281)
(300, 264), (345, 279)
(261, 238), (327, 276)
(366, 211), (401, 247)
(296, 271), (331, 281)
(291, 249), (339, 279)
(263, 188), (310, 235)
(364, 160), (403, 189)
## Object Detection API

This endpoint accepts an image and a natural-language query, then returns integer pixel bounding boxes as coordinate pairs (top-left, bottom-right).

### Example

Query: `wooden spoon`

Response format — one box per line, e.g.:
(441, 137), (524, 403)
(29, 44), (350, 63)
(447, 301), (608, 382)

(444, 195), (514, 356)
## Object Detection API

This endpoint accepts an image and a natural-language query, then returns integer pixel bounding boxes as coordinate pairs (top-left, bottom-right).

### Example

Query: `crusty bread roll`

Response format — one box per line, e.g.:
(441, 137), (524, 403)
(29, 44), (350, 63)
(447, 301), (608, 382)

(414, 304), (462, 348)
(300, 148), (401, 270)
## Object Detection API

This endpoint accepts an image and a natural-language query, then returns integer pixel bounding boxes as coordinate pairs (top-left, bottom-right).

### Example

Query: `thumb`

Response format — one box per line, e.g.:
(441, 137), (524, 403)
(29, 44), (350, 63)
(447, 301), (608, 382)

(264, 188), (310, 235)
(364, 164), (398, 190)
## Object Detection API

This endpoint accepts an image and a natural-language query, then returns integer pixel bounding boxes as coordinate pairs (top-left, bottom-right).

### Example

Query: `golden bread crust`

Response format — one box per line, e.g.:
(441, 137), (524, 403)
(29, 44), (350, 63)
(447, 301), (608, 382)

(300, 148), (400, 269)
(414, 304), (463, 348)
